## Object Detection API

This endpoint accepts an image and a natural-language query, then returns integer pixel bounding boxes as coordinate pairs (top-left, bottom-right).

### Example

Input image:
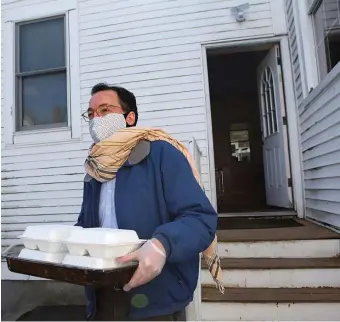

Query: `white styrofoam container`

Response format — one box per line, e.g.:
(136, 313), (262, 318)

(21, 225), (82, 241)
(65, 243), (89, 256)
(65, 228), (139, 245)
(19, 225), (82, 253)
(65, 241), (145, 259)
(62, 254), (136, 269)
(21, 238), (39, 250)
(22, 238), (68, 253)
(19, 248), (67, 264)
(87, 241), (145, 259)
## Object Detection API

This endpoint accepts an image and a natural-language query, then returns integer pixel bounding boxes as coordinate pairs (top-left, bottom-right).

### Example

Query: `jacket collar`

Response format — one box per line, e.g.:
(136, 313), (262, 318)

(123, 139), (151, 167)
(85, 140), (151, 184)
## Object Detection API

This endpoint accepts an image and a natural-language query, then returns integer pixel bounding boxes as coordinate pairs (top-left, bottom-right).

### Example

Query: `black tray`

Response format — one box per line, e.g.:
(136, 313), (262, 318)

(5, 248), (137, 288)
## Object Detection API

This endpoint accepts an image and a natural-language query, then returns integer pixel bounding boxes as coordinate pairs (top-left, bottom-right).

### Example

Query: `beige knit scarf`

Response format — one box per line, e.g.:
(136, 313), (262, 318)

(85, 127), (224, 293)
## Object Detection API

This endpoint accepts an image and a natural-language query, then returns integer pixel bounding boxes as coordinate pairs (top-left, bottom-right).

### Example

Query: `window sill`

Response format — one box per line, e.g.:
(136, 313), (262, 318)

(12, 127), (73, 146)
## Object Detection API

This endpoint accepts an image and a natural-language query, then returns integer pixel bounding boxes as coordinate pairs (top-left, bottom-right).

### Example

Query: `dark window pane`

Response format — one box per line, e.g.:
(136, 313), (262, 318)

(21, 72), (67, 127)
(19, 17), (65, 73)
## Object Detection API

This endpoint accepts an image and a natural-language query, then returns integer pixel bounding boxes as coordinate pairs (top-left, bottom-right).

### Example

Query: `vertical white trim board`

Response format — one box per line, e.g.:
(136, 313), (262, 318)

(279, 36), (305, 217)
(200, 46), (217, 210)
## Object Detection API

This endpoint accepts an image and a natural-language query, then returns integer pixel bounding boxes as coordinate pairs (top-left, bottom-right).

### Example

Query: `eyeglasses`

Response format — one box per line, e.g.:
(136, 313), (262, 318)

(82, 104), (123, 122)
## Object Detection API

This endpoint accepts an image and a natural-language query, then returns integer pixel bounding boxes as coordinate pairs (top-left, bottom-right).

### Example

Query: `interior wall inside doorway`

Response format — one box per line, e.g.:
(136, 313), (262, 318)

(208, 48), (271, 213)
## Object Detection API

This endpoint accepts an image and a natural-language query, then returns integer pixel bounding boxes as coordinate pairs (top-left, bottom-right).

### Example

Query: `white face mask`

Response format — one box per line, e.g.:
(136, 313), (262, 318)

(89, 113), (126, 143)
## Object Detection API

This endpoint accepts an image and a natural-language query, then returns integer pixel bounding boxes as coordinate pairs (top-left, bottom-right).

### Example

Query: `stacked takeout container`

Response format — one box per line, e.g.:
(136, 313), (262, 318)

(18, 225), (144, 269)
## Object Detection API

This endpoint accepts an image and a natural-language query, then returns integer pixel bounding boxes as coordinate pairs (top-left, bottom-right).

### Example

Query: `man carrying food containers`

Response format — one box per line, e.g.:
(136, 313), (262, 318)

(77, 83), (224, 321)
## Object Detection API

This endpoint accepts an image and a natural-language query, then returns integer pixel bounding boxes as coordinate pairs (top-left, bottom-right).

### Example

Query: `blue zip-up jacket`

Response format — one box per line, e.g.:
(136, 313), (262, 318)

(76, 140), (217, 320)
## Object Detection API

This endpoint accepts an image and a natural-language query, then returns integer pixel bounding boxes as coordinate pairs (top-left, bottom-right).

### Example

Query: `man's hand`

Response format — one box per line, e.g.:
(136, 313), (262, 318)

(117, 238), (166, 292)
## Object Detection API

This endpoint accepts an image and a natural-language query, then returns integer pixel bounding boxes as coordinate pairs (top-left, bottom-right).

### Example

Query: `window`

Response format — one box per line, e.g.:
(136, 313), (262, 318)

(16, 16), (68, 131)
(230, 124), (251, 163)
(260, 67), (278, 137)
(311, 0), (340, 80)
(3, 0), (80, 145)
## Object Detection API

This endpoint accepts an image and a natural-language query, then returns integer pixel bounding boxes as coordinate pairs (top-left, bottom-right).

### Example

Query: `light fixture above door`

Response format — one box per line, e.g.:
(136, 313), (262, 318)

(231, 3), (250, 22)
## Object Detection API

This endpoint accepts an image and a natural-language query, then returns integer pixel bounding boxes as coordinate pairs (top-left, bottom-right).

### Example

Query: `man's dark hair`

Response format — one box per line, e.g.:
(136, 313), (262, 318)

(91, 83), (138, 125)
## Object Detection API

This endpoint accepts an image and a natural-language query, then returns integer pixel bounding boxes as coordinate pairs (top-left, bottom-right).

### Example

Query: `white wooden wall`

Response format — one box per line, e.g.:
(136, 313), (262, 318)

(2, 0), (276, 256)
(284, 0), (340, 229)
(299, 63), (340, 229)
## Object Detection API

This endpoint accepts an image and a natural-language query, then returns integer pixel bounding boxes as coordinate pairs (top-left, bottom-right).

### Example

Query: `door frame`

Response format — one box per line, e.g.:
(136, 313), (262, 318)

(201, 36), (305, 218)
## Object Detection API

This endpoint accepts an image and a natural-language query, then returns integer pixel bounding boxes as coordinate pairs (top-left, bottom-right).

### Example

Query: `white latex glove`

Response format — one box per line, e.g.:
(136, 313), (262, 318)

(117, 239), (166, 292)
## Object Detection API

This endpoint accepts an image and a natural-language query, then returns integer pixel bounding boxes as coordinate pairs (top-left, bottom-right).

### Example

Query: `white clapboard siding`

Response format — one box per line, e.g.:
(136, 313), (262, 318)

(2, 206), (82, 217)
(1, 142), (91, 158)
(284, 0), (304, 105)
(1, 0), (275, 254)
(2, 190), (83, 202)
(3, 174), (85, 187)
(79, 1), (271, 30)
(2, 150), (89, 164)
(2, 215), (76, 226)
(79, 25), (272, 57)
(80, 13), (271, 47)
(2, 166), (86, 179)
(2, 182), (83, 194)
(1, 0), (49, 8)
(81, 66), (204, 87)
(80, 74), (203, 94)
(2, 158), (86, 171)
(299, 63), (340, 229)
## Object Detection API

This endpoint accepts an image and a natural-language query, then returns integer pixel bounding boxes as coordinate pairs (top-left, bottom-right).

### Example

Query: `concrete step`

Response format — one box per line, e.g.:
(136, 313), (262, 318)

(201, 257), (340, 288)
(201, 286), (340, 321)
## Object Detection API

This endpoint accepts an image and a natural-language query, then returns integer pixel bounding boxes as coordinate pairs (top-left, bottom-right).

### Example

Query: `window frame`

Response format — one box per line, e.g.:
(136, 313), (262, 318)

(15, 15), (68, 132)
(2, 0), (80, 146)
(308, 0), (340, 81)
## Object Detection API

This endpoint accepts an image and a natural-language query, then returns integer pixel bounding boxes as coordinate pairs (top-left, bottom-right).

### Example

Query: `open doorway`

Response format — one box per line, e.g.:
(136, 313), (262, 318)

(207, 44), (293, 214)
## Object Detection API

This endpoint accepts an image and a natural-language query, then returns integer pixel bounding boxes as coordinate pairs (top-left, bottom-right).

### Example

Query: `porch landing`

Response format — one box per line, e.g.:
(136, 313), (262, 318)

(217, 217), (340, 242)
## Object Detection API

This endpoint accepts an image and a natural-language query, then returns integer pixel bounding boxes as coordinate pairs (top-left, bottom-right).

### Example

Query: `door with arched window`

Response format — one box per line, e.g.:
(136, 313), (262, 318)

(257, 45), (292, 208)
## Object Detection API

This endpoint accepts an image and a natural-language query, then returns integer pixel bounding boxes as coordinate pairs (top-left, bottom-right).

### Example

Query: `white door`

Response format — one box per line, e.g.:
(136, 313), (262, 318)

(257, 45), (292, 208)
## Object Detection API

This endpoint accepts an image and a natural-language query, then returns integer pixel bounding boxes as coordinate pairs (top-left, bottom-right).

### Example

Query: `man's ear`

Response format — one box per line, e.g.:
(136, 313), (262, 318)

(126, 111), (136, 126)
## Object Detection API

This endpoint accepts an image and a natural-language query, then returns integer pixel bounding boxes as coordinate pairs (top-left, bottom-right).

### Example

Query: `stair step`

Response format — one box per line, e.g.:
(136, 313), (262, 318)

(201, 287), (340, 321)
(202, 286), (340, 302)
(201, 257), (340, 269)
(217, 219), (340, 242)
(201, 219), (340, 320)
(219, 211), (296, 217)
(201, 301), (340, 321)
(218, 216), (302, 230)
(217, 239), (340, 258)
(201, 267), (340, 288)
